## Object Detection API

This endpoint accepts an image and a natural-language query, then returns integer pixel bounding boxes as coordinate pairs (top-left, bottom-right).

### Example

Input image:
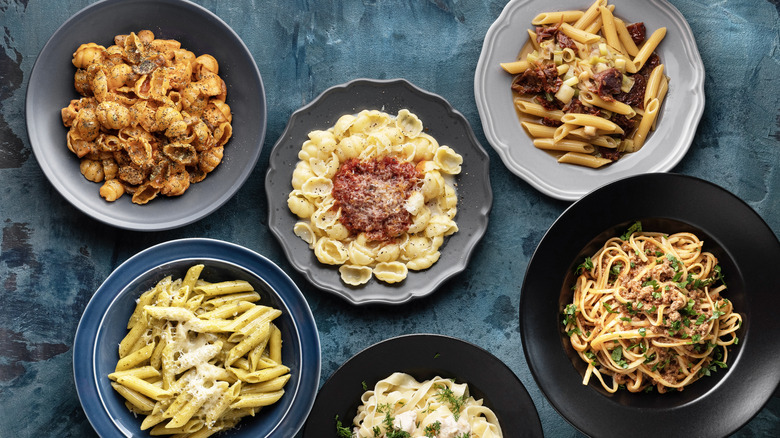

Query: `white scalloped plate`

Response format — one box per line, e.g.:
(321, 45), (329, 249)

(474, 0), (704, 201)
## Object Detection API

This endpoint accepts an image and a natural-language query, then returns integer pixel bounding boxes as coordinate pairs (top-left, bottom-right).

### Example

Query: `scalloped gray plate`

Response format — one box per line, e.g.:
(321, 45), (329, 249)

(265, 78), (492, 305)
(26, 0), (266, 231)
(474, 0), (704, 201)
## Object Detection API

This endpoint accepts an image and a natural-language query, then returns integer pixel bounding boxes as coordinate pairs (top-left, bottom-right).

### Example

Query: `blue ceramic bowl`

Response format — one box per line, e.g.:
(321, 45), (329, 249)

(73, 238), (320, 437)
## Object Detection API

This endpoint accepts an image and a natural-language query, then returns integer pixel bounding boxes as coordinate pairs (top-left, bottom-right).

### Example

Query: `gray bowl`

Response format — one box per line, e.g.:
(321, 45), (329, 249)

(265, 78), (493, 305)
(26, 0), (266, 231)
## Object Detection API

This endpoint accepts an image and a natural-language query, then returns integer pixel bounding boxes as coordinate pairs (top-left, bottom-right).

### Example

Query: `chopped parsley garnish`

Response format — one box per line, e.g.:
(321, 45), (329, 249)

(668, 320), (682, 336)
(381, 409), (411, 438)
(666, 254), (682, 271)
(584, 351), (599, 366)
(652, 356), (671, 371)
(642, 279), (660, 291)
(638, 327), (647, 337)
(610, 346), (628, 368)
(562, 304), (578, 327)
(603, 302), (619, 314)
(700, 349), (728, 377)
(362, 381), (368, 391)
(620, 221), (642, 240)
(676, 273), (694, 289)
(609, 262), (623, 280)
(575, 257), (594, 274)
(682, 299), (696, 315)
(335, 415), (352, 438)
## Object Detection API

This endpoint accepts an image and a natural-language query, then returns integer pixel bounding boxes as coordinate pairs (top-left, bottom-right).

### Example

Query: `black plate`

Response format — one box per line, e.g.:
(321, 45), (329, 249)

(303, 334), (542, 437)
(265, 78), (492, 305)
(520, 173), (780, 437)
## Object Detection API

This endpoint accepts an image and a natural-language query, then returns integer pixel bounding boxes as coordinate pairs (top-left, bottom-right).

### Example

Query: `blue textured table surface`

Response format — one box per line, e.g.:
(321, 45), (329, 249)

(1, 0), (778, 437)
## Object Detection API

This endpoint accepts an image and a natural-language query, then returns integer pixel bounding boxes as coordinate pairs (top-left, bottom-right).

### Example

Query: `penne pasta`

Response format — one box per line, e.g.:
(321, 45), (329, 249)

(502, 1), (669, 167)
(557, 152), (612, 168)
(514, 99), (564, 121)
(560, 113), (623, 134)
(559, 23), (601, 44)
(633, 27), (667, 71)
(579, 91), (636, 117)
(652, 76), (669, 130)
(500, 59), (530, 74)
(521, 122), (557, 138)
(632, 98), (659, 149)
(532, 10), (584, 25)
(644, 64), (665, 109)
(599, 6), (623, 54)
(573, 0), (607, 30)
(534, 138), (596, 154)
(614, 17), (639, 56)
(110, 266), (291, 437)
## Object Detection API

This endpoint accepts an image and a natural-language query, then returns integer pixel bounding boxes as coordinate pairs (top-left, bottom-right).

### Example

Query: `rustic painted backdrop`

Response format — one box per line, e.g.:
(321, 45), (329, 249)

(1, 0), (778, 436)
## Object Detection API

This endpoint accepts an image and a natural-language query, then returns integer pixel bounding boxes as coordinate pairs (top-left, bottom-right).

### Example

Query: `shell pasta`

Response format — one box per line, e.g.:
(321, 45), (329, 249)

(61, 30), (232, 204)
(346, 373), (502, 437)
(563, 224), (742, 393)
(288, 109), (462, 286)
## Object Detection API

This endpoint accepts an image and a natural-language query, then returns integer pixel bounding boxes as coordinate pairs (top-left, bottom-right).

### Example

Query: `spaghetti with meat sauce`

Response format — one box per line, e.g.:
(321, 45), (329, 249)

(563, 223), (742, 393)
(332, 157), (422, 242)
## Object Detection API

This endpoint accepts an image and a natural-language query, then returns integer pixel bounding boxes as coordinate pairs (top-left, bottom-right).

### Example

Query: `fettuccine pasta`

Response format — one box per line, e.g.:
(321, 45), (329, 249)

(563, 223), (742, 393)
(344, 372), (502, 437)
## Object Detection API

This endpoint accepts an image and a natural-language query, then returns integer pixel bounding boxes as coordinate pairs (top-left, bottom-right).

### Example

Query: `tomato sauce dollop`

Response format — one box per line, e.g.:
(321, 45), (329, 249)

(331, 157), (422, 242)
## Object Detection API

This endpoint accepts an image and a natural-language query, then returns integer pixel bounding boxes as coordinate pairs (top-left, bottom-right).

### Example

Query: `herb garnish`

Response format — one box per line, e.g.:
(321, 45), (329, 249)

(575, 257), (594, 274)
(620, 221), (642, 240)
(562, 304), (578, 327)
(435, 385), (467, 420)
(335, 415), (352, 438)
(610, 346), (628, 368)
(423, 421), (441, 437)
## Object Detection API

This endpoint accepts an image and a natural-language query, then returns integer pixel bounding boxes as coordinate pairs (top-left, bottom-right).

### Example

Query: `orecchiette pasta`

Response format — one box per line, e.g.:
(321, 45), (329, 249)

(288, 109), (463, 285)
(61, 30), (233, 204)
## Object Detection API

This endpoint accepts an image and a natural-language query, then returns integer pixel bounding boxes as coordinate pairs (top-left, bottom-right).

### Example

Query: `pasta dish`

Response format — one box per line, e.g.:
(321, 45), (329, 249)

(61, 30), (232, 204)
(339, 372), (502, 437)
(288, 109), (462, 285)
(563, 223), (742, 393)
(501, 0), (668, 168)
(109, 264), (290, 436)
